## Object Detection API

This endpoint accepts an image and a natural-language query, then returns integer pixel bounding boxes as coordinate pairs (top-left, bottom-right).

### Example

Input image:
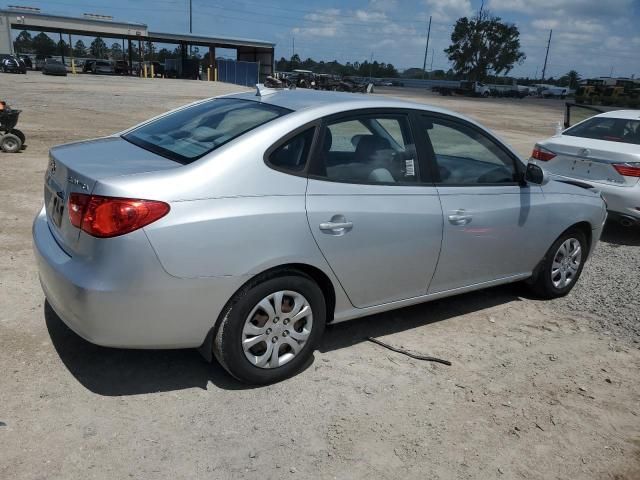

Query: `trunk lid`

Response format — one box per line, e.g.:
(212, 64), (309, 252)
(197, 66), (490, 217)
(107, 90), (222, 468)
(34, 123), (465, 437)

(539, 135), (640, 187)
(44, 136), (180, 254)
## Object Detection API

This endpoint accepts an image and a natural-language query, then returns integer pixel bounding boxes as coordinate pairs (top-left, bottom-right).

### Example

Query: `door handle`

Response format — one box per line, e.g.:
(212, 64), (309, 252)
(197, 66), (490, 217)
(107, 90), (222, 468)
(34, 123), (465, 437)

(319, 215), (353, 235)
(448, 209), (472, 226)
(320, 221), (353, 230)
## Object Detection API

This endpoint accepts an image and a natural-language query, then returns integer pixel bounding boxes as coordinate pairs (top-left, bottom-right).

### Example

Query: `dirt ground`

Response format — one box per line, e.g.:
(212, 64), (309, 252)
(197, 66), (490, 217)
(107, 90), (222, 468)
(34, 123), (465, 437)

(0, 74), (639, 480)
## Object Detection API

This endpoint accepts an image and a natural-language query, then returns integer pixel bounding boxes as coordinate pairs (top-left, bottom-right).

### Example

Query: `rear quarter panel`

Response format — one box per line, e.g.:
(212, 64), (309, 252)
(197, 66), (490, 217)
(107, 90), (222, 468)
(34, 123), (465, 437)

(143, 194), (332, 279)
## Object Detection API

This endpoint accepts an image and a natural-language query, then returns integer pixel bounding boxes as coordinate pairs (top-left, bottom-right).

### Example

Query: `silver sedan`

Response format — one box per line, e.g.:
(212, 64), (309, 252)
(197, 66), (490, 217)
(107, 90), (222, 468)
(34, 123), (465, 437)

(33, 87), (607, 384)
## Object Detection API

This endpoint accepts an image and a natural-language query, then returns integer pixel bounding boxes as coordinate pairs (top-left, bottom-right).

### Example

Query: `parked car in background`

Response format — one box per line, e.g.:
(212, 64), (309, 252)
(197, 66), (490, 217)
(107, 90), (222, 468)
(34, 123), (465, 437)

(82, 59), (95, 73)
(41, 59), (67, 76)
(35, 54), (52, 70)
(18, 55), (33, 69)
(85, 60), (114, 75)
(114, 60), (130, 75)
(1, 55), (26, 74)
(93, 60), (115, 75)
(536, 84), (569, 99)
(532, 110), (640, 227)
(33, 88), (606, 384)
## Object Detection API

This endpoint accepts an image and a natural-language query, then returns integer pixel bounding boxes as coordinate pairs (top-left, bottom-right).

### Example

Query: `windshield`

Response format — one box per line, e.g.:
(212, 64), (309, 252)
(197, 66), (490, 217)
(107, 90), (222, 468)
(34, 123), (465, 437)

(123, 98), (290, 163)
(564, 116), (640, 145)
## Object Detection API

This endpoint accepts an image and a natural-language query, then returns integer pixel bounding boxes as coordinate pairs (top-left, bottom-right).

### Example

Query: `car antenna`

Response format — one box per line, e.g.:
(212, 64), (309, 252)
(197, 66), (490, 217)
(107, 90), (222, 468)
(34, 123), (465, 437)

(255, 83), (279, 97)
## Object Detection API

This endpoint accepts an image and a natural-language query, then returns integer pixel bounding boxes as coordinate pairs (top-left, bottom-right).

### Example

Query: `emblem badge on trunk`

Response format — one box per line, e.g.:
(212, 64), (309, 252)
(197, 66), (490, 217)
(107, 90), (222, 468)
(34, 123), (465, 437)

(67, 176), (88, 190)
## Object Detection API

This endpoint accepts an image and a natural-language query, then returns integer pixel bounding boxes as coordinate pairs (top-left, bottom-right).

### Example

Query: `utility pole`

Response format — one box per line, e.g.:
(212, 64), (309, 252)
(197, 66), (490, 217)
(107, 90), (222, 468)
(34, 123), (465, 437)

(369, 52), (373, 80)
(541, 29), (552, 82)
(430, 48), (434, 72)
(292, 37), (295, 57)
(188, 0), (193, 56)
(422, 15), (432, 79)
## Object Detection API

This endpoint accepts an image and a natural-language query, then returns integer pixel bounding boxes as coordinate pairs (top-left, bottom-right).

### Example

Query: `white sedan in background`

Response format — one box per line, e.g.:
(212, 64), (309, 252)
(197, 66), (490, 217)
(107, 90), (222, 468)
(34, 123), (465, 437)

(532, 110), (640, 227)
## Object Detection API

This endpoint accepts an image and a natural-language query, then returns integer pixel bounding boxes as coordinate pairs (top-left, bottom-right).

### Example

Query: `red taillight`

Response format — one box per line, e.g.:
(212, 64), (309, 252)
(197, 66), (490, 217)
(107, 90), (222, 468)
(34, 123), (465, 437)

(67, 193), (169, 238)
(613, 163), (640, 178)
(531, 145), (556, 162)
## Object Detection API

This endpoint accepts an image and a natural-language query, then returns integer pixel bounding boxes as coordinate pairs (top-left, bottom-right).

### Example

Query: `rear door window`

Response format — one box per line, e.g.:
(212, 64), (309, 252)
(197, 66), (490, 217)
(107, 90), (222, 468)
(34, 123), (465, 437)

(123, 99), (290, 163)
(314, 114), (419, 184)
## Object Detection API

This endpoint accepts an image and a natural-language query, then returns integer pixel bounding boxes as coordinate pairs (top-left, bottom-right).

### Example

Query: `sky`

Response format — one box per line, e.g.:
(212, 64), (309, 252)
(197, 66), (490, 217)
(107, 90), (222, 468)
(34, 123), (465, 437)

(10, 0), (640, 79)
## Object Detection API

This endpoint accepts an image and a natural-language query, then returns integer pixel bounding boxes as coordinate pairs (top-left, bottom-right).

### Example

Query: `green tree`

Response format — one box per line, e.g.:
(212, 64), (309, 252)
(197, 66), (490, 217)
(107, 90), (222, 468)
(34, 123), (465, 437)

(156, 48), (174, 62)
(558, 70), (580, 89)
(32, 32), (57, 56)
(445, 10), (525, 80)
(57, 39), (70, 57)
(90, 36), (108, 58)
(73, 39), (87, 57)
(14, 30), (33, 53)
(110, 42), (123, 60)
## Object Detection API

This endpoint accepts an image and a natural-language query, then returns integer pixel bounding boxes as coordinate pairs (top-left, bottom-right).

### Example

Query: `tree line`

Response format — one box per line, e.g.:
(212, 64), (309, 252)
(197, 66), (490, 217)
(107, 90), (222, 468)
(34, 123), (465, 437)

(13, 30), (203, 62)
(276, 54), (399, 78)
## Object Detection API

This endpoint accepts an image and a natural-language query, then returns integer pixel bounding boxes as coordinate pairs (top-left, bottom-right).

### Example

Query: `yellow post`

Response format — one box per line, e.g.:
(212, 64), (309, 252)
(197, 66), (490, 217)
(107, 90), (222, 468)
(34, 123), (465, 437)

(143, 63), (148, 79)
(150, 63), (155, 78)
(214, 67), (218, 82)
(207, 67), (211, 81)
(71, 58), (76, 75)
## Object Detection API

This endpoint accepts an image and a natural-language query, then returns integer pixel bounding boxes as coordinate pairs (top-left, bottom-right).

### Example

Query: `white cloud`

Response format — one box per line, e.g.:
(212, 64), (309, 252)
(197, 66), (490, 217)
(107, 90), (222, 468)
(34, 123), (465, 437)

(354, 10), (388, 22)
(423, 0), (473, 23)
(488, 0), (635, 18)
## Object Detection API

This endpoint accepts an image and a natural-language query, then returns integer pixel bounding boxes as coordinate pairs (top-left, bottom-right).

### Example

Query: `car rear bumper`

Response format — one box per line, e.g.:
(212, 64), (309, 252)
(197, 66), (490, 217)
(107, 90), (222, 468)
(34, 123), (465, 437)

(33, 206), (246, 349)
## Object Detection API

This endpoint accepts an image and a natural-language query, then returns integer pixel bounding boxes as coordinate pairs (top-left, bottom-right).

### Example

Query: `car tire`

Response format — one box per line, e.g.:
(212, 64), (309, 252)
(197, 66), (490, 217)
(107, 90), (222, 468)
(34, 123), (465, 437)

(213, 270), (326, 384)
(1, 133), (22, 153)
(528, 228), (587, 299)
(11, 129), (25, 146)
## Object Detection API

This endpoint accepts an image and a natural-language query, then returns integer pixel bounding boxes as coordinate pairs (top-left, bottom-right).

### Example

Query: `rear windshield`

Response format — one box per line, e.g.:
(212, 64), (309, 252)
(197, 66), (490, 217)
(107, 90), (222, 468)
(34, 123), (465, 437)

(123, 98), (290, 163)
(564, 117), (640, 145)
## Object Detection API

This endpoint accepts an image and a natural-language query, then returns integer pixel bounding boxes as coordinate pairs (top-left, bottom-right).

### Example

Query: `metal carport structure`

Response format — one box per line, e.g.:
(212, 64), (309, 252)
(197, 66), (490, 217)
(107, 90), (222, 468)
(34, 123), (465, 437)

(0, 8), (274, 81)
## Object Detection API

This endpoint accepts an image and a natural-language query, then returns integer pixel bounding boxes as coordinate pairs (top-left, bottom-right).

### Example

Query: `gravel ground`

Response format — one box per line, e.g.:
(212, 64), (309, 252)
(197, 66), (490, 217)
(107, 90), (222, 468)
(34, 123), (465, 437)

(1, 74), (639, 480)
(558, 222), (640, 341)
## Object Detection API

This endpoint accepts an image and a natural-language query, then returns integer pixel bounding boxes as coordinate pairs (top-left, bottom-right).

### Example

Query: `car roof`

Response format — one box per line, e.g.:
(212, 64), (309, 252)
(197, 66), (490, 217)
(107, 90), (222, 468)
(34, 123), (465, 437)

(594, 110), (640, 120)
(225, 88), (464, 119)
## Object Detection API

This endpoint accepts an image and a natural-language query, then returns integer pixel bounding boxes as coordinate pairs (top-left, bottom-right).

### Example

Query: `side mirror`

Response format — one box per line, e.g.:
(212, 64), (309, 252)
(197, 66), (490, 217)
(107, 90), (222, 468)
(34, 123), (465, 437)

(524, 162), (550, 185)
